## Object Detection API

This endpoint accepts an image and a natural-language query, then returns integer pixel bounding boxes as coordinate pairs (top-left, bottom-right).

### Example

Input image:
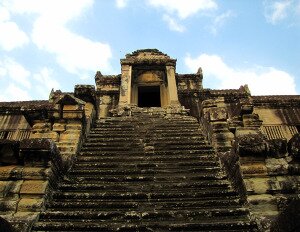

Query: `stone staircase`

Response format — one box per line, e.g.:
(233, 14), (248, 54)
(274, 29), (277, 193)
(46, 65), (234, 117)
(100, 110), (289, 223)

(32, 112), (256, 231)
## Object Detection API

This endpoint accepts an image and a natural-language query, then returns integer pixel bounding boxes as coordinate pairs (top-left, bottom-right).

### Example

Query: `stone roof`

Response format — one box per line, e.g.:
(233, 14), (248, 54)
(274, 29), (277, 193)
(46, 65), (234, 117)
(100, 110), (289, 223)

(0, 100), (54, 113)
(121, 49), (176, 66)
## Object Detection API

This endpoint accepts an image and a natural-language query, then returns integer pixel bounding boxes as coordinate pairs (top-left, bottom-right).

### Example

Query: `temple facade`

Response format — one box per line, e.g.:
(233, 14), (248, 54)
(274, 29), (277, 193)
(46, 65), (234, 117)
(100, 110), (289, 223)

(0, 49), (300, 231)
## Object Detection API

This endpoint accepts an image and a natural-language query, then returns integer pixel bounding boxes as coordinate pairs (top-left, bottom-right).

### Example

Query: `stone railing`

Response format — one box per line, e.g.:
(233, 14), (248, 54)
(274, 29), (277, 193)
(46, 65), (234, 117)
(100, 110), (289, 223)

(0, 129), (31, 141)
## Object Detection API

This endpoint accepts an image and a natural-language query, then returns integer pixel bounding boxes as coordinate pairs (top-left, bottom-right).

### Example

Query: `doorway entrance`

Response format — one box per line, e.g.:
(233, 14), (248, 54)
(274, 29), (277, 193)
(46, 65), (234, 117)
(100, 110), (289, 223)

(138, 86), (161, 107)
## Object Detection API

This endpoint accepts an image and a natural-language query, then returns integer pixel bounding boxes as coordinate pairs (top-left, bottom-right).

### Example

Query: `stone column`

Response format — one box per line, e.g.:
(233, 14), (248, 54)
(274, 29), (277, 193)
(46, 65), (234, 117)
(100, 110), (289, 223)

(166, 65), (180, 106)
(119, 64), (132, 106)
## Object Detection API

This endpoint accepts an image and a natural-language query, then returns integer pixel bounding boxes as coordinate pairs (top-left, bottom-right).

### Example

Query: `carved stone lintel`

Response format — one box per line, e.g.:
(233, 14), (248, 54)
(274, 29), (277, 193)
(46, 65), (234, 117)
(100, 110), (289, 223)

(235, 132), (268, 157)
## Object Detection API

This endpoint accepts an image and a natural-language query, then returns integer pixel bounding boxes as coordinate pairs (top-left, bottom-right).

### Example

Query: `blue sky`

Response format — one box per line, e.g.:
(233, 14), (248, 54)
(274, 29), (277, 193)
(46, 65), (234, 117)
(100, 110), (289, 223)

(0, 0), (299, 101)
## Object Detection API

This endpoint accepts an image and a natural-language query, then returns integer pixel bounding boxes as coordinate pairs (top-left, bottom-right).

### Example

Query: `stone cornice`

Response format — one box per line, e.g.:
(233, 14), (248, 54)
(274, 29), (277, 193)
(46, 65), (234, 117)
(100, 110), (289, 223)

(253, 95), (300, 108)
(120, 49), (176, 66)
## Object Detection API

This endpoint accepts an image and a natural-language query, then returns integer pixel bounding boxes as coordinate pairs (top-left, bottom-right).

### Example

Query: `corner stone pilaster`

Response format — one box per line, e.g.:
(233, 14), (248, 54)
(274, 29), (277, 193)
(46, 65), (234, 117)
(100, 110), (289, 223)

(201, 97), (234, 152)
(119, 64), (132, 107)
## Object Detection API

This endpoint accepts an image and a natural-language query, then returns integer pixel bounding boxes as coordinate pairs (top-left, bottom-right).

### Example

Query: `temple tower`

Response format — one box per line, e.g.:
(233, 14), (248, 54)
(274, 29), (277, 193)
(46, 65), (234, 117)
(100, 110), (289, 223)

(119, 49), (180, 108)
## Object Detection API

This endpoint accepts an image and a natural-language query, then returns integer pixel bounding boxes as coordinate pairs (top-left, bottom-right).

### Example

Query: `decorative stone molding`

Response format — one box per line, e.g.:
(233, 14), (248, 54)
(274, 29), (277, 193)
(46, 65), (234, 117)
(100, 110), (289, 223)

(200, 97), (234, 152)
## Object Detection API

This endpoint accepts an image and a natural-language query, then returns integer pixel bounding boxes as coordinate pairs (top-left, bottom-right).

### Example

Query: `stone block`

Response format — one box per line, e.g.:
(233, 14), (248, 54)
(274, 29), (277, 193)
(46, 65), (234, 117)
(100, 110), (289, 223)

(212, 131), (234, 141)
(63, 105), (80, 111)
(288, 163), (300, 174)
(209, 107), (227, 121)
(65, 123), (82, 130)
(20, 139), (59, 167)
(22, 167), (49, 180)
(0, 199), (18, 212)
(20, 180), (48, 196)
(241, 163), (267, 176)
(0, 181), (11, 197)
(266, 158), (288, 175)
(248, 194), (276, 207)
(244, 179), (255, 193)
(201, 99), (217, 109)
(235, 131), (268, 157)
(59, 131), (81, 142)
(248, 177), (270, 194)
(268, 139), (287, 158)
(58, 146), (76, 153)
(101, 95), (112, 105)
(52, 123), (66, 132)
(63, 112), (83, 119)
(211, 121), (229, 132)
(17, 197), (44, 212)
(30, 131), (59, 142)
(235, 127), (260, 137)
(0, 165), (17, 180)
(85, 102), (95, 118)
(0, 140), (20, 165)
(0, 180), (23, 197)
(288, 133), (300, 160)
(277, 176), (297, 194)
(32, 122), (51, 133)
(12, 212), (39, 232)
(239, 98), (253, 114)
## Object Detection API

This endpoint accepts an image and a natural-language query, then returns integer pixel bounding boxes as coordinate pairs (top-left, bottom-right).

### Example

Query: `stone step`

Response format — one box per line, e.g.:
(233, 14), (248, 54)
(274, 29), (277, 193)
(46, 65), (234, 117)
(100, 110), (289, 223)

(147, 128), (201, 133)
(80, 146), (215, 155)
(76, 153), (217, 163)
(32, 218), (253, 231)
(88, 133), (138, 138)
(68, 166), (222, 176)
(85, 137), (140, 142)
(82, 142), (142, 147)
(152, 144), (213, 150)
(80, 146), (141, 152)
(38, 207), (249, 221)
(85, 138), (207, 144)
(33, 114), (255, 231)
(66, 172), (227, 182)
(58, 180), (231, 191)
(154, 131), (205, 137)
(73, 160), (220, 169)
(52, 187), (236, 200)
(47, 196), (241, 211)
(92, 127), (136, 131)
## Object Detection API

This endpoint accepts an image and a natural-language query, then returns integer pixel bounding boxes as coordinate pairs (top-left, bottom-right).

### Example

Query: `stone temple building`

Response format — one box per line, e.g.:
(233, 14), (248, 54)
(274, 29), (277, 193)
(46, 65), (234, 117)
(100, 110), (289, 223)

(0, 49), (300, 231)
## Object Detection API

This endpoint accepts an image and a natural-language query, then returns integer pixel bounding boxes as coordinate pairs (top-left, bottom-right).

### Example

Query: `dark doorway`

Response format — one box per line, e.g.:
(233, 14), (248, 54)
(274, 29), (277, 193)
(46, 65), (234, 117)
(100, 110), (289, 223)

(138, 86), (161, 107)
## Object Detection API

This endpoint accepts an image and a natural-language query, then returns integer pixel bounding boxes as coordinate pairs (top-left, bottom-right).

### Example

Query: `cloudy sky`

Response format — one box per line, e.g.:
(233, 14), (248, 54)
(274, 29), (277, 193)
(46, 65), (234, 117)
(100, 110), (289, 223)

(0, 0), (299, 101)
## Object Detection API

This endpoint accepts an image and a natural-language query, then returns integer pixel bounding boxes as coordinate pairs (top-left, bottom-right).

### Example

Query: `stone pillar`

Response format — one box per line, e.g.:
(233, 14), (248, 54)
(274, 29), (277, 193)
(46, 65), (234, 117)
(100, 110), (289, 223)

(166, 65), (180, 106)
(119, 64), (132, 106)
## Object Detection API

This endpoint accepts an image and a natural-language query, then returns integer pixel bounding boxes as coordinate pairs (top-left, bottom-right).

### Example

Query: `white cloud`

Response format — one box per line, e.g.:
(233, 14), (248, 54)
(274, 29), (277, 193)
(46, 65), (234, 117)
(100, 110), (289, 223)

(0, 58), (31, 88)
(34, 67), (60, 99)
(264, 0), (293, 24)
(0, 83), (31, 101)
(2, 0), (112, 76)
(163, 14), (185, 32)
(210, 10), (234, 35)
(116, 0), (129, 8)
(148, 0), (217, 19)
(185, 53), (297, 95)
(32, 20), (112, 75)
(0, 6), (29, 51)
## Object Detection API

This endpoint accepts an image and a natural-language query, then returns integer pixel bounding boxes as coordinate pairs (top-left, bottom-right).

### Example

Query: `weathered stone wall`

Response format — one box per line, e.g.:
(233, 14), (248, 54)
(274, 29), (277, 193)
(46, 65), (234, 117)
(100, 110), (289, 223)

(0, 139), (65, 232)
(95, 72), (120, 118)
(196, 92), (300, 231)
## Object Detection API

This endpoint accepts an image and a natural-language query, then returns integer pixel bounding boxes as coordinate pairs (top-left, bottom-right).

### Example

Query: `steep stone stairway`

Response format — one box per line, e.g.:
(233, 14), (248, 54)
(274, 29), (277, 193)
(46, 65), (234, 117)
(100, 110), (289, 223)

(32, 112), (255, 231)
